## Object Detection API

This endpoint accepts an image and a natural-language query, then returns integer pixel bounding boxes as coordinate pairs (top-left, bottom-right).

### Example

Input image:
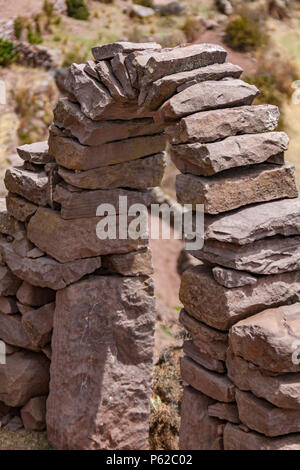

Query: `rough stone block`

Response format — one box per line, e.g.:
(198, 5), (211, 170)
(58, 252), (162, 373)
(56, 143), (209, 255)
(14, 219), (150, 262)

(21, 396), (47, 431)
(180, 265), (300, 330)
(58, 152), (166, 190)
(6, 194), (37, 223)
(47, 275), (155, 450)
(0, 350), (49, 407)
(212, 266), (257, 288)
(183, 340), (226, 373)
(230, 303), (300, 374)
(179, 386), (224, 450)
(207, 402), (240, 424)
(4, 167), (48, 206)
(181, 356), (235, 402)
(22, 302), (55, 348)
(16, 141), (53, 165)
(92, 41), (161, 61)
(16, 281), (55, 307)
(102, 248), (153, 276)
(176, 163), (298, 214)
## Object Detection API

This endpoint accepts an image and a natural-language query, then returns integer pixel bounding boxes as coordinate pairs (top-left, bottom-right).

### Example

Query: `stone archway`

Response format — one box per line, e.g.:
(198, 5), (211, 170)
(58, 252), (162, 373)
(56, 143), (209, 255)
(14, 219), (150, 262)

(0, 41), (299, 450)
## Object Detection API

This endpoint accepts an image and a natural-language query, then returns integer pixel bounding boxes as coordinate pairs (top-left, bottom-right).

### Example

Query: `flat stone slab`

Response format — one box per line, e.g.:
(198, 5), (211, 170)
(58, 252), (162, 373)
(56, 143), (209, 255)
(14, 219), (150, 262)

(129, 43), (227, 88)
(183, 340), (226, 373)
(171, 132), (288, 176)
(180, 308), (228, 360)
(195, 235), (300, 275)
(181, 356), (235, 402)
(166, 105), (280, 144)
(156, 79), (259, 121)
(94, 60), (127, 102)
(3, 242), (102, 289)
(58, 152), (166, 190)
(6, 194), (37, 223)
(176, 163), (298, 214)
(27, 207), (148, 263)
(16, 141), (53, 165)
(212, 266), (257, 288)
(4, 167), (48, 207)
(0, 350), (50, 407)
(227, 349), (300, 410)
(53, 184), (153, 219)
(179, 386), (224, 450)
(47, 275), (155, 450)
(207, 402), (240, 424)
(180, 265), (300, 330)
(204, 197), (300, 245)
(230, 303), (300, 374)
(48, 128), (166, 171)
(92, 41), (161, 60)
(53, 98), (164, 146)
(140, 62), (242, 110)
(236, 389), (300, 437)
(224, 423), (300, 450)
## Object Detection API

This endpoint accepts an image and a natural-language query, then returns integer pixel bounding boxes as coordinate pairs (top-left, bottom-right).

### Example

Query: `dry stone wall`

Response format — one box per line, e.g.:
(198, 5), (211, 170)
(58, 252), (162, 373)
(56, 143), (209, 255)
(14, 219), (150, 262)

(0, 40), (299, 450)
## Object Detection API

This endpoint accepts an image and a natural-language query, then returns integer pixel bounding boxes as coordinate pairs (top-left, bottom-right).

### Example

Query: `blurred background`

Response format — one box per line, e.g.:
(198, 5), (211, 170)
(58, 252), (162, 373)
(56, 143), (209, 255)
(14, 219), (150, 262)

(0, 0), (299, 450)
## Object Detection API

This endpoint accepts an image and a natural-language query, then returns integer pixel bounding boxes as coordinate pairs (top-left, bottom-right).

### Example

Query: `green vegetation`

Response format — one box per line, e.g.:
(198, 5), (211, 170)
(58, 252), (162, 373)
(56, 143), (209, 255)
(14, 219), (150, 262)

(0, 39), (16, 66)
(27, 25), (43, 45)
(225, 15), (267, 51)
(66, 0), (90, 21)
(14, 16), (26, 40)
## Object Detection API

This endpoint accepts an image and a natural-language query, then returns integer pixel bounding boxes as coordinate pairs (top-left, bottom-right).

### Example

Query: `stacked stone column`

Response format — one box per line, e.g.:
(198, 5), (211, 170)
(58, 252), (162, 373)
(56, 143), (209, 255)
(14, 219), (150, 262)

(160, 61), (300, 449)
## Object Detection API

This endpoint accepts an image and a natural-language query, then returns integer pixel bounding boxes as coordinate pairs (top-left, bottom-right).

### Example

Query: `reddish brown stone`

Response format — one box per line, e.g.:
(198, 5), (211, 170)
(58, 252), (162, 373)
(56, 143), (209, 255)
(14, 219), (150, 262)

(179, 386), (224, 450)
(22, 303), (54, 348)
(16, 281), (55, 307)
(21, 396), (47, 431)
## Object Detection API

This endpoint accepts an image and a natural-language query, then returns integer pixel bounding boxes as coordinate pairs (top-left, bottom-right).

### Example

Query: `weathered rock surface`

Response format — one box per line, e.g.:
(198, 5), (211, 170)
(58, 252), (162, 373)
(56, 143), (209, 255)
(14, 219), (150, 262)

(181, 356), (235, 402)
(102, 248), (153, 276)
(48, 129), (166, 171)
(0, 198), (25, 238)
(0, 350), (50, 407)
(6, 193), (37, 222)
(64, 63), (113, 121)
(130, 44), (227, 88)
(236, 389), (300, 437)
(58, 152), (166, 190)
(212, 266), (257, 288)
(176, 163), (298, 214)
(111, 53), (137, 100)
(130, 4), (155, 18)
(0, 266), (22, 296)
(22, 302), (55, 348)
(54, 184), (153, 219)
(207, 402), (240, 424)
(179, 309), (228, 360)
(4, 167), (48, 206)
(157, 79), (259, 121)
(53, 99), (164, 146)
(4, 244), (101, 289)
(171, 132), (288, 176)
(16, 281), (55, 307)
(27, 207), (148, 263)
(224, 423), (300, 450)
(227, 350), (300, 409)
(183, 340), (226, 373)
(205, 197), (300, 245)
(4, 415), (23, 431)
(230, 303), (300, 374)
(195, 235), (300, 275)
(179, 386), (224, 450)
(166, 105), (280, 144)
(0, 314), (39, 351)
(141, 62), (243, 110)
(16, 141), (53, 165)
(21, 396), (47, 431)
(47, 275), (155, 450)
(0, 296), (18, 314)
(92, 41), (161, 61)
(180, 265), (300, 330)
(95, 60), (127, 102)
